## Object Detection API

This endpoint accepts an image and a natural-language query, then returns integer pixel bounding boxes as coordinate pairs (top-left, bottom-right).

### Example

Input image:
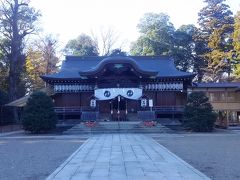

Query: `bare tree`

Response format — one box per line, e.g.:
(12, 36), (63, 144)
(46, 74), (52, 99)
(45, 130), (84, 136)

(91, 27), (122, 56)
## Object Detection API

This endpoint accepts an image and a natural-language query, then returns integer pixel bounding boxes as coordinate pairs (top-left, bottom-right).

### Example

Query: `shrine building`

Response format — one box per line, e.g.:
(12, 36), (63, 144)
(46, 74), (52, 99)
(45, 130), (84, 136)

(41, 56), (195, 121)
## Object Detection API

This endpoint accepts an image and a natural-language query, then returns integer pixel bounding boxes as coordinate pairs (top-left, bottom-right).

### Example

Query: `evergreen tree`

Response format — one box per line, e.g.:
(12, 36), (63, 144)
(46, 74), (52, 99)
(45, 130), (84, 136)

(198, 0), (234, 81)
(130, 13), (175, 56)
(0, 49), (8, 92)
(64, 34), (99, 56)
(233, 11), (240, 76)
(192, 29), (209, 82)
(22, 92), (57, 133)
(184, 92), (217, 132)
(172, 24), (197, 72)
(130, 13), (207, 78)
(109, 48), (127, 56)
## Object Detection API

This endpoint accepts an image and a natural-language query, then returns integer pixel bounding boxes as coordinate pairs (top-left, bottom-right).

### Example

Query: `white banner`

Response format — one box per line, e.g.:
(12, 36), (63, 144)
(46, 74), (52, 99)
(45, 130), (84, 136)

(95, 88), (142, 100)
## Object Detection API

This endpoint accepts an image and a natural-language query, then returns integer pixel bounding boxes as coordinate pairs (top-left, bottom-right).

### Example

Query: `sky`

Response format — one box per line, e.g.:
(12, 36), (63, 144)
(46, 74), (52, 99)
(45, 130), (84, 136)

(30, 0), (240, 52)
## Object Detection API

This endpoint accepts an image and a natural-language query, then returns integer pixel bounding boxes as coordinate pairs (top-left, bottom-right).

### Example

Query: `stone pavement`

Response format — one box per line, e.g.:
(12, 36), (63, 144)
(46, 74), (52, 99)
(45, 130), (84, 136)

(47, 134), (210, 180)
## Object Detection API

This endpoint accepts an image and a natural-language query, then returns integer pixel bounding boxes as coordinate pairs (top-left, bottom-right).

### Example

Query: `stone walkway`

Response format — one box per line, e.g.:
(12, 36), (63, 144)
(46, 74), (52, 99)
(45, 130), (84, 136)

(47, 134), (210, 180)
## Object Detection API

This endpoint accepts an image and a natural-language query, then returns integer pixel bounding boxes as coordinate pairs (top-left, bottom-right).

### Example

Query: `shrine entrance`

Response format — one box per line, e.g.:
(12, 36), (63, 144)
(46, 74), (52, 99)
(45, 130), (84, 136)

(110, 96), (127, 121)
(98, 96), (140, 121)
(95, 88), (142, 121)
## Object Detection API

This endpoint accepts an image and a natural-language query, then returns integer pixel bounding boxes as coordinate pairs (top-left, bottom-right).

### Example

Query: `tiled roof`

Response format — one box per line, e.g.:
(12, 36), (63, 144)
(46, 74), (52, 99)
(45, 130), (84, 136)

(41, 56), (194, 80)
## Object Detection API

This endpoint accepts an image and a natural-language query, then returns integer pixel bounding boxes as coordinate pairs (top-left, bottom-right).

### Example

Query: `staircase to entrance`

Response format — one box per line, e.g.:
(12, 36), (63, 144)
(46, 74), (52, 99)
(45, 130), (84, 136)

(63, 121), (173, 134)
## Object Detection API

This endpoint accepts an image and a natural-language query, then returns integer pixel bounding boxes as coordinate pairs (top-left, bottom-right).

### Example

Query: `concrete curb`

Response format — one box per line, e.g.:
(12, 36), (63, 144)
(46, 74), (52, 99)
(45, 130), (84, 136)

(46, 137), (91, 180)
(150, 136), (211, 180)
(0, 130), (24, 137)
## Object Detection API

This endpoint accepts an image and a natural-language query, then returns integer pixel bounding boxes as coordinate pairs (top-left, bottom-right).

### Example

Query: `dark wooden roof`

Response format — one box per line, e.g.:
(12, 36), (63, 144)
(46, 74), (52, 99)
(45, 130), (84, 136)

(41, 56), (194, 81)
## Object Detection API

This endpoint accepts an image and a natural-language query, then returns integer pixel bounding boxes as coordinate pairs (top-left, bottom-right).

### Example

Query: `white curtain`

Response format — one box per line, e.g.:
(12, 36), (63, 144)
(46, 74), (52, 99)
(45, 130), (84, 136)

(95, 88), (142, 100)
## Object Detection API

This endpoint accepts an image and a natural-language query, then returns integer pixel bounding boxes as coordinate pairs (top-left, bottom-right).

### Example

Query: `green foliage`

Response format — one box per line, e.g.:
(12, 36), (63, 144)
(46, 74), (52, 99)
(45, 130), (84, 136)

(130, 13), (207, 81)
(198, 0), (233, 33)
(198, 0), (234, 81)
(109, 49), (127, 56)
(130, 36), (155, 55)
(172, 24), (197, 72)
(64, 34), (99, 56)
(130, 13), (175, 56)
(233, 11), (240, 76)
(184, 92), (217, 132)
(233, 11), (240, 52)
(0, 50), (8, 92)
(22, 92), (57, 133)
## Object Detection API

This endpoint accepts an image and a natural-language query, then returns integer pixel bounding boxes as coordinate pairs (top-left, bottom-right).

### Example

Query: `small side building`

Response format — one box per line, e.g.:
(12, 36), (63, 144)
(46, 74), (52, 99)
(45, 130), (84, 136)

(189, 82), (240, 128)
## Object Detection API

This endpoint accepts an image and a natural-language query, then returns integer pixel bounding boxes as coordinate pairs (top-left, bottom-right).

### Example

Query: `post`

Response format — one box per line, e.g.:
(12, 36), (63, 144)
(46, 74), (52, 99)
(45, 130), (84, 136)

(117, 96), (120, 121)
(125, 100), (127, 121)
(149, 99), (153, 111)
(0, 106), (2, 133)
(226, 110), (229, 128)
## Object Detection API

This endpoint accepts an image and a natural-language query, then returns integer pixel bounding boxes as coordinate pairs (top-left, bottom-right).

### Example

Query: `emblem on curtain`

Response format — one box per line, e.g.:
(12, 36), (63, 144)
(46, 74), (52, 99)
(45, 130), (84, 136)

(95, 88), (142, 100)
(104, 90), (111, 97)
(127, 90), (133, 97)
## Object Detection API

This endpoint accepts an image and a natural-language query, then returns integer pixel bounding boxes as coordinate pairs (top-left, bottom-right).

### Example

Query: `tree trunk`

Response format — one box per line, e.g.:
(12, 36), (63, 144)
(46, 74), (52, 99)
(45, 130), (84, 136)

(8, 2), (21, 123)
(9, 55), (19, 122)
(196, 66), (203, 83)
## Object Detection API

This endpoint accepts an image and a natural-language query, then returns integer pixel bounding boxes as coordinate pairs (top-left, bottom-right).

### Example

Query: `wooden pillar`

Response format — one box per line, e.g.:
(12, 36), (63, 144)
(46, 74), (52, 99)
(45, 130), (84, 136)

(225, 88), (229, 128)
(226, 110), (229, 128)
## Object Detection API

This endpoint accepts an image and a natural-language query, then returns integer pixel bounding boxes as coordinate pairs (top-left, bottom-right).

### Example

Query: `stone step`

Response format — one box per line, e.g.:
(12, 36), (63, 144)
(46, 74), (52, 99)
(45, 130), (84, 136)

(63, 121), (173, 134)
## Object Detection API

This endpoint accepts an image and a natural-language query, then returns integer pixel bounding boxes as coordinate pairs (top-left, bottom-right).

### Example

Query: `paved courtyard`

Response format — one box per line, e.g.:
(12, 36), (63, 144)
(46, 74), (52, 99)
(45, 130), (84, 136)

(153, 132), (240, 180)
(0, 135), (85, 180)
(47, 134), (210, 180)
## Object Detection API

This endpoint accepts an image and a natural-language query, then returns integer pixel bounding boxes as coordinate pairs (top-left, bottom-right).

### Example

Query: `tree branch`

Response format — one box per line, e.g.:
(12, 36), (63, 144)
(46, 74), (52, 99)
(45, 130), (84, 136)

(0, 43), (10, 55)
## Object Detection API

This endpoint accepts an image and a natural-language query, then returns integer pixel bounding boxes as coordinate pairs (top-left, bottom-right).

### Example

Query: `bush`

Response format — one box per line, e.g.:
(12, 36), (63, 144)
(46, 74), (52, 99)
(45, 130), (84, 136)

(183, 91), (217, 132)
(22, 91), (57, 133)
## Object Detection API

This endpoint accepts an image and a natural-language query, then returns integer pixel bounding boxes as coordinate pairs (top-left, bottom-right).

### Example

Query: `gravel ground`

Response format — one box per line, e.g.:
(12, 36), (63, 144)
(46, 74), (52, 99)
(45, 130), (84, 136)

(0, 135), (86, 180)
(153, 132), (240, 180)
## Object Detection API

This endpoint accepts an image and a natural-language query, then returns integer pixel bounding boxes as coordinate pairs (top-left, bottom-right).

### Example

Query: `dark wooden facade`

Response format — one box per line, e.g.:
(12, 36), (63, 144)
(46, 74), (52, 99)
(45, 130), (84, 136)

(42, 56), (194, 121)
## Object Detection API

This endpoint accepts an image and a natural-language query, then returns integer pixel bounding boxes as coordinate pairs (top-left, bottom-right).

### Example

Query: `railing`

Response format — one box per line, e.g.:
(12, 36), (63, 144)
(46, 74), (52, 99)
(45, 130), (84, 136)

(54, 106), (98, 114)
(137, 111), (155, 121)
(54, 106), (185, 114)
(54, 107), (82, 114)
(152, 106), (185, 113)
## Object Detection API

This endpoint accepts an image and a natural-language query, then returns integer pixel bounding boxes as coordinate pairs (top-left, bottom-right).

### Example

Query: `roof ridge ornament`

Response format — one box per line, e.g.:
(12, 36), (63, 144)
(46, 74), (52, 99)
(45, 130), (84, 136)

(79, 57), (158, 77)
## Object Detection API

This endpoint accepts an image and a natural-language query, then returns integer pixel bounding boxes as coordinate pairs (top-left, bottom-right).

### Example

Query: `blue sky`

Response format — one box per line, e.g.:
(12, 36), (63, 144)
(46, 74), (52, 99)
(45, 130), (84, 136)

(30, 0), (240, 52)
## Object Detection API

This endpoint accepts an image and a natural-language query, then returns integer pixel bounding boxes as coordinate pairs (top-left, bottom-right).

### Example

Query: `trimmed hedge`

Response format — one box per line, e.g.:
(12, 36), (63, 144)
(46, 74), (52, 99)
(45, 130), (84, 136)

(22, 91), (57, 133)
(184, 91), (217, 132)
